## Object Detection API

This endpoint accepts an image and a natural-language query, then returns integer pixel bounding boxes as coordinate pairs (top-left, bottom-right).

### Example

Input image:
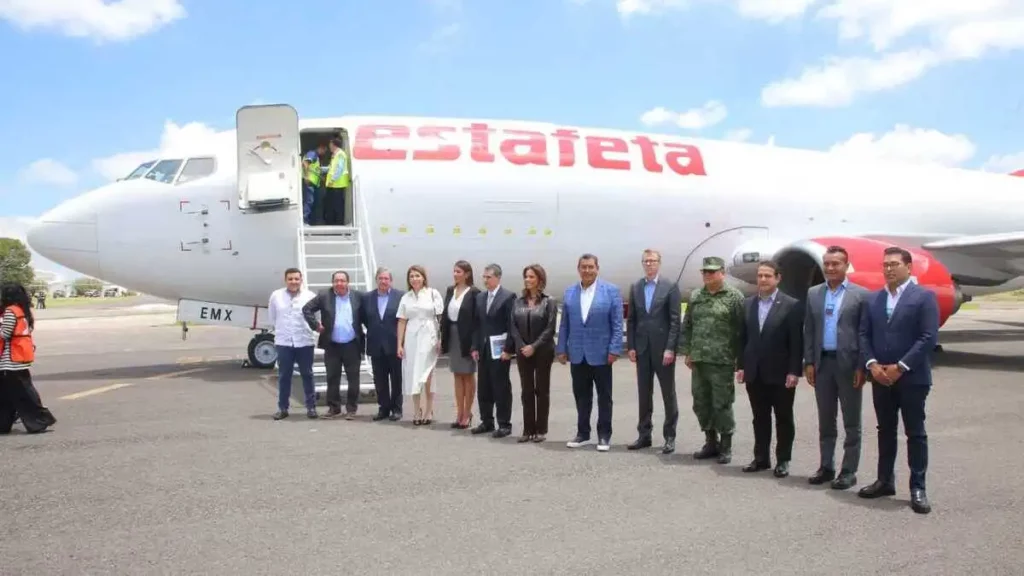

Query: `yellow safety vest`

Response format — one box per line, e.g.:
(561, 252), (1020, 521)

(304, 158), (321, 186)
(325, 149), (350, 189)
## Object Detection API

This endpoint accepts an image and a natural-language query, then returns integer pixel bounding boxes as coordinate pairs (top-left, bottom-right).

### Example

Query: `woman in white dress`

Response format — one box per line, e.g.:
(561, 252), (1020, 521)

(396, 264), (444, 425)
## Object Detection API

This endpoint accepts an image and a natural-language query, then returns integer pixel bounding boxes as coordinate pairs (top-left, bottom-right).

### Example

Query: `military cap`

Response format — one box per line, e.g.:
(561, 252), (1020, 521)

(700, 256), (725, 271)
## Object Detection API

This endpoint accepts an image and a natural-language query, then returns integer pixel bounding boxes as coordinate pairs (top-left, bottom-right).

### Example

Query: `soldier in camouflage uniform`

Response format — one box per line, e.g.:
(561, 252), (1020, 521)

(678, 256), (745, 464)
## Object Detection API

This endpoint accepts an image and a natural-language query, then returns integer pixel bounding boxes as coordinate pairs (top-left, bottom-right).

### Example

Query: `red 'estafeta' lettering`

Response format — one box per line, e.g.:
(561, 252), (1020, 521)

(352, 125), (409, 160)
(500, 130), (548, 166)
(585, 136), (630, 171)
(466, 122), (495, 162)
(350, 122), (708, 176)
(552, 128), (579, 167)
(412, 126), (460, 161)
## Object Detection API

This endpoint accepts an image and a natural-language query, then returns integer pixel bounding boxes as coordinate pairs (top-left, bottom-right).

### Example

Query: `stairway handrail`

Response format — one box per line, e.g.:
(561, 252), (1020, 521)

(354, 175), (378, 285)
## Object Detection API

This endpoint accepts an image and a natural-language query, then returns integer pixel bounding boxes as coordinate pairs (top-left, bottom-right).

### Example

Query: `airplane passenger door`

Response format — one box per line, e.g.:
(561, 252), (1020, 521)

(675, 226), (769, 299)
(235, 104), (301, 211)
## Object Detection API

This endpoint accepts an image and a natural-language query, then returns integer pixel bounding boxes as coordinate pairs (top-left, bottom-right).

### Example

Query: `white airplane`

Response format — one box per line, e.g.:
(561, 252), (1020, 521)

(26, 104), (1024, 386)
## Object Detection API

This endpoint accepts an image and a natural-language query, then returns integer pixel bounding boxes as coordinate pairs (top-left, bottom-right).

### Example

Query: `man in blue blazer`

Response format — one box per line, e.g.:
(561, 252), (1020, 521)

(858, 246), (939, 514)
(557, 253), (624, 452)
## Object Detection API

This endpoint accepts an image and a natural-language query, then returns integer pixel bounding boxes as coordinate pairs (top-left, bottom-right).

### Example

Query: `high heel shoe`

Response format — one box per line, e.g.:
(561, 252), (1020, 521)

(422, 411), (434, 426)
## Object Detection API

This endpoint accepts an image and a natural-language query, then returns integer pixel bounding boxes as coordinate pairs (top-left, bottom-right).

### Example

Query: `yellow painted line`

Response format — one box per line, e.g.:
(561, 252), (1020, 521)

(59, 383), (134, 401)
(144, 367), (206, 380)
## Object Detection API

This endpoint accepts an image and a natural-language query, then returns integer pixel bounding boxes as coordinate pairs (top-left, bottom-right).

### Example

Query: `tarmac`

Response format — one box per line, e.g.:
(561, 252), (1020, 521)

(2, 305), (1023, 575)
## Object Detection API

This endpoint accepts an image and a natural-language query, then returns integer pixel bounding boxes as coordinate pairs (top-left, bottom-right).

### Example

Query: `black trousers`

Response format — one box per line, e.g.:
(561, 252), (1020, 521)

(635, 348), (678, 440)
(324, 340), (361, 413)
(370, 352), (403, 416)
(571, 362), (613, 440)
(746, 379), (796, 463)
(872, 382), (929, 490)
(517, 347), (554, 435)
(323, 186), (348, 226)
(477, 354), (513, 428)
(0, 369), (56, 434)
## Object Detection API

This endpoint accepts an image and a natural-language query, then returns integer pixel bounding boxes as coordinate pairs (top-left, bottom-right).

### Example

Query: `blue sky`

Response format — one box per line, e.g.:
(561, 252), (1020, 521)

(1, 0), (1023, 274)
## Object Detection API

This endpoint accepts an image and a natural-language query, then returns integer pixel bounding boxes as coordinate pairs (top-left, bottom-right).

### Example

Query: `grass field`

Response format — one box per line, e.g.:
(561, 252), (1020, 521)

(39, 295), (140, 309)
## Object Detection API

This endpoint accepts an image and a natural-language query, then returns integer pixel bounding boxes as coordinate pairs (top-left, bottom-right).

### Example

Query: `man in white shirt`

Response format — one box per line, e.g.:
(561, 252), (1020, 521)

(268, 267), (318, 420)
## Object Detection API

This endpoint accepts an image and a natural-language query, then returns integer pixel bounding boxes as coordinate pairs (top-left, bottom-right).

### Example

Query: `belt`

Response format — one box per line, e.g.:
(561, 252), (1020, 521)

(821, 350), (837, 357)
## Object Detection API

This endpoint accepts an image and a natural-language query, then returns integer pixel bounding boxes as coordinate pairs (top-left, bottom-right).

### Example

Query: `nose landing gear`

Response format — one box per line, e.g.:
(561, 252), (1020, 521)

(244, 332), (277, 369)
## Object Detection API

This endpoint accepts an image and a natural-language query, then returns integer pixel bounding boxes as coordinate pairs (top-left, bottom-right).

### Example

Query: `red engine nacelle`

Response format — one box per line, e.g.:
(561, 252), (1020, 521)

(774, 236), (962, 327)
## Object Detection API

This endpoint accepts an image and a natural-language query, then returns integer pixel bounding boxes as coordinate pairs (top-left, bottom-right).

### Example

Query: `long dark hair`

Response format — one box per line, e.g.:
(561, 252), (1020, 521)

(1, 283), (34, 329)
(521, 264), (547, 300)
(453, 260), (474, 286)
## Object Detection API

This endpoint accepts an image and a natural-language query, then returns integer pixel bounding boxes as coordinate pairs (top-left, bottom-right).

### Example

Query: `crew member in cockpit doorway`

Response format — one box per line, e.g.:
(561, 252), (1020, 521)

(301, 151), (320, 226)
(324, 138), (350, 226)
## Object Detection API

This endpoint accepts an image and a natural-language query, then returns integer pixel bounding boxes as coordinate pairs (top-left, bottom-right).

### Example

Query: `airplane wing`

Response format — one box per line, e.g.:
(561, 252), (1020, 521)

(923, 231), (1024, 276)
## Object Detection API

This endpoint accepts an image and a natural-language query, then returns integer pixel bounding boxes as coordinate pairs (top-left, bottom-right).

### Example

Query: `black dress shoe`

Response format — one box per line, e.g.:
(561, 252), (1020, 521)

(773, 461), (790, 478)
(857, 480), (896, 499)
(627, 437), (652, 450)
(910, 489), (931, 514)
(743, 460), (771, 473)
(831, 471), (857, 490)
(471, 423), (495, 435)
(321, 409), (341, 419)
(808, 467), (836, 485)
(492, 427), (511, 439)
(373, 413), (389, 421)
(273, 410), (288, 420)
(388, 413), (402, 421)
(662, 438), (676, 454)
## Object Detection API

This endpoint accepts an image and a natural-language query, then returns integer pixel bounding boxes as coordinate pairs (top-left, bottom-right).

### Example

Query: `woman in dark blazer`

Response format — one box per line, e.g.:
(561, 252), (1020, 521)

(440, 260), (480, 429)
(503, 263), (557, 443)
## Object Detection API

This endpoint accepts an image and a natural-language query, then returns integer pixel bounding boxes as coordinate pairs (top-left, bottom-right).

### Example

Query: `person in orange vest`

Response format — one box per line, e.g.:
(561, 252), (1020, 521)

(0, 283), (56, 434)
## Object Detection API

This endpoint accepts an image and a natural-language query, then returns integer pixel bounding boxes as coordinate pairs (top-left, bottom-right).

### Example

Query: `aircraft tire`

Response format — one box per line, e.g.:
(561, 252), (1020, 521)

(247, 333), (277, 369)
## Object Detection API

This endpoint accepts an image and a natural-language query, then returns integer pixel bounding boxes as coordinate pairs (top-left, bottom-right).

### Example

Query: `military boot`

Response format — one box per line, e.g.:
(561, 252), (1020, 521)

(692, 431), (720, 459)
(717, 433), (733, 464)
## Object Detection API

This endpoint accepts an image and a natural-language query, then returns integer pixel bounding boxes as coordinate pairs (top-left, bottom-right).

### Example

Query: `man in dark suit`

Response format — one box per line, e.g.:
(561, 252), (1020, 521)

(858, 246), (939, 514)
(302, 270), (365, 420)
(363, 266), (404, 422)
(470, 263), (516, 438)
(803, 245), (870, 490)
(626, 248), (682, 454)
(736, 260), (804, 478)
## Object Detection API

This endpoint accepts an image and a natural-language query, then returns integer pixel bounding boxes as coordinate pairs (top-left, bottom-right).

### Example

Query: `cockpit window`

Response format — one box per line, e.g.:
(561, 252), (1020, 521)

(144, 159), (183, 183)
(124, 161), (156, 180)
(176, 157), (216, 184)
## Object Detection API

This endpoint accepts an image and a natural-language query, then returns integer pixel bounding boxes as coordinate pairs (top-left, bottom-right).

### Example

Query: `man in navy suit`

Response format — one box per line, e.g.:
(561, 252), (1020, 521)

(363, 266), (405, 421)
(858, 246), (939, 514)
(556, 253), (624, 452)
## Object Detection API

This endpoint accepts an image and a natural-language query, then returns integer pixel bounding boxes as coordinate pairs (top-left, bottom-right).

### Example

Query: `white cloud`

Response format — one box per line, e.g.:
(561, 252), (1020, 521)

(609, 0), (813, 21)
(640, 100), (728, 130)
(762, 1), (1024, 107)
(17, 158), (78, 186)
(0, 0), (186, 43)
(981, 150), (1024, 174)
(724, 128), (753, 141)
(828, 124), (977, 167)
(91, 120), (224, 181)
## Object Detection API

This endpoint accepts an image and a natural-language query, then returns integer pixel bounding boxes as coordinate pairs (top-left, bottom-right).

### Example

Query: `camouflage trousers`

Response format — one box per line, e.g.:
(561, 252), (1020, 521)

(690, 362), (736, 435)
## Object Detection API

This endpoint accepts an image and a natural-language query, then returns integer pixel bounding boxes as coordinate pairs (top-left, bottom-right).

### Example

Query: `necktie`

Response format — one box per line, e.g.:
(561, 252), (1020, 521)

(487, 291), (494, 313)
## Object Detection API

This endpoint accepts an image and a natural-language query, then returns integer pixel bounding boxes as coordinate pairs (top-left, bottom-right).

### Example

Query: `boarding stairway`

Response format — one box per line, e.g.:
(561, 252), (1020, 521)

(281, 177), (380, 406)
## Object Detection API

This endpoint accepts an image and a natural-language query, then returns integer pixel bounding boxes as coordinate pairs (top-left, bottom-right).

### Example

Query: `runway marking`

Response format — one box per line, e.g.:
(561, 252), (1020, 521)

(144, 367), (206, 380)
(59, 383), (134, 401)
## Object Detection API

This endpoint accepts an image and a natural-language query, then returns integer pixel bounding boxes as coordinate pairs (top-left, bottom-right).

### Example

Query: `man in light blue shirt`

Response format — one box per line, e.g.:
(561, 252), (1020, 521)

(802, 245), (870, 490)
(302, 270), (367, 419)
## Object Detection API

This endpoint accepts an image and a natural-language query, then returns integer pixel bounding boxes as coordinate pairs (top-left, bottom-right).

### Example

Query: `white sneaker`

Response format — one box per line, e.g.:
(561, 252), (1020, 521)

(566, 435), (593, 448)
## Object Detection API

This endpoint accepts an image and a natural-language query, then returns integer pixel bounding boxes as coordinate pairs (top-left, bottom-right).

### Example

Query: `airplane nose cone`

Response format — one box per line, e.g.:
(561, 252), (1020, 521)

(27, 196), (102, 277)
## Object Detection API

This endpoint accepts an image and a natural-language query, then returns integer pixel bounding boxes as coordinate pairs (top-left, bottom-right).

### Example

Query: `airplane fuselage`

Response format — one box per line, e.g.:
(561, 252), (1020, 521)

(29, 114), (1024, 318)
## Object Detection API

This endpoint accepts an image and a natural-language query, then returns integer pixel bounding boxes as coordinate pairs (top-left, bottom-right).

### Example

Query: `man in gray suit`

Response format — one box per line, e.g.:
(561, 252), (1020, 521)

(803, 245), (870, 489)
(626, 249), (682, 454)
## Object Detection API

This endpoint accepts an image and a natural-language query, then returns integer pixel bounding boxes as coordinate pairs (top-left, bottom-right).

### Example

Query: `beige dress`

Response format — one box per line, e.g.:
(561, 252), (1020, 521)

(397, 287), (444, 395)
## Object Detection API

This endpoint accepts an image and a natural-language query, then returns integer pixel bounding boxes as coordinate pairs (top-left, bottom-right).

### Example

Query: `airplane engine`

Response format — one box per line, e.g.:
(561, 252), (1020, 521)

(768, 236), (964, 327)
